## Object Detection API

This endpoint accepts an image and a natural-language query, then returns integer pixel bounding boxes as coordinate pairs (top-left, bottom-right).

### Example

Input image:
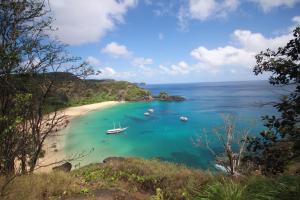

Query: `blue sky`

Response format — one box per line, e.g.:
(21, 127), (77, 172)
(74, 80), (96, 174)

(49, 0), (300, 83)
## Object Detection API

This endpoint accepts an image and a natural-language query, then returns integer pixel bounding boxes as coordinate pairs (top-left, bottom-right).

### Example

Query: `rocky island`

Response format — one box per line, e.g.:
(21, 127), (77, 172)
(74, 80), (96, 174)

(154, 91), (186, 101)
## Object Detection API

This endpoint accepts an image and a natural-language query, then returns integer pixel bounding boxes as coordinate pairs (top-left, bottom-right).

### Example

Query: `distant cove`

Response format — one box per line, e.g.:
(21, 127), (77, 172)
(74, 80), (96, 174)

(65, 81), (283, 169)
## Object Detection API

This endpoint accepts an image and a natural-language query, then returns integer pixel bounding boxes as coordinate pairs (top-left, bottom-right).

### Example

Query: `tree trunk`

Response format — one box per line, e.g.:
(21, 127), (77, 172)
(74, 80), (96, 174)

(21, 152), (27, 174)
(29, 144), (42, 172)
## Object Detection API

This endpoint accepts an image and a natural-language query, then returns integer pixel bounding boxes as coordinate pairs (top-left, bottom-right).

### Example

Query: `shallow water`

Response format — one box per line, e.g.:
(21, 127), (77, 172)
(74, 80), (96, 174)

(65, 81), (284, 170)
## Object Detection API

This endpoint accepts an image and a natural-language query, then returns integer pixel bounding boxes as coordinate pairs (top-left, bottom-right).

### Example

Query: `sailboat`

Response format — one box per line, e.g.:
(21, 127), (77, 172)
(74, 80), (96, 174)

(106, 122), (128, 134)
(144, 112), (150, 116)
(148, 108), (154, 113)
(180, 116), (188, 121)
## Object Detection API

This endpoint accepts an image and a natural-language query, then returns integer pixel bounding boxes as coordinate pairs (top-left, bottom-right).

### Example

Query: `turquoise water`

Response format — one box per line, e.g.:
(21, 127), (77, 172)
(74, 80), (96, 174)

(65, 81), (283, 170)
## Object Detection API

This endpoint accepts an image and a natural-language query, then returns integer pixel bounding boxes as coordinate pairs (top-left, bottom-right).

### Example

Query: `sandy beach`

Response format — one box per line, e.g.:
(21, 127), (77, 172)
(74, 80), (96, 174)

(36, 101), (121, 173)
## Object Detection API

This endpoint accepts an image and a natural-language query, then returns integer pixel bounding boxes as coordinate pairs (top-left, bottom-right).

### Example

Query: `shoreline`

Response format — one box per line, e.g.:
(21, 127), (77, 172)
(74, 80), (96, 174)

(36, 101), (122, 173)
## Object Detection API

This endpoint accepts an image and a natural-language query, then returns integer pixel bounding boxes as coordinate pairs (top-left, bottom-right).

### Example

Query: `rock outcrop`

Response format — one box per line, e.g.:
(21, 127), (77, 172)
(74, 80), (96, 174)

(153, 91), (185, 102)
(52, 162), (72, 172)
(103, 157), (126, 163)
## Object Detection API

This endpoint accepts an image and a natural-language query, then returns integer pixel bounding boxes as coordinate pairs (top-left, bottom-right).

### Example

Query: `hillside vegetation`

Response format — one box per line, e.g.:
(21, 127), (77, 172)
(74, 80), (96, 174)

(1, 158), (299, 200)
(36, 72), (152, 112)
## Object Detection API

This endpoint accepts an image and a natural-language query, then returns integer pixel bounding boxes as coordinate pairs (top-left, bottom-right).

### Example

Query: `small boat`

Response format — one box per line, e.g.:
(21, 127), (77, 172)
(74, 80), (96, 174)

(148, 108), (154, 113)
(180, 116), (188, 121)
(106, 123), (128, 134)
(215, 164), (229, 173)
(144, 112), (150, 116)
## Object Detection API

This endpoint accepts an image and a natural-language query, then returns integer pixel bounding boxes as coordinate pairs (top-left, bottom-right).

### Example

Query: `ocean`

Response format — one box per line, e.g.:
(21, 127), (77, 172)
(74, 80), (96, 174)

(64, 81), (284, 170)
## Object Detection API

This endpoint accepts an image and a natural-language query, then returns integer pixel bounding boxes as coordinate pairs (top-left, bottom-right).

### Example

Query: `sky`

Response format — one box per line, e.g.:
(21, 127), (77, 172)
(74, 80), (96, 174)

(49, 0), (300, 84)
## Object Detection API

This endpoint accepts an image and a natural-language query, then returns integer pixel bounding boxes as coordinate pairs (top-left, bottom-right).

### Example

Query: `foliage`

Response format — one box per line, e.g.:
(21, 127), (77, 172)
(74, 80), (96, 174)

(246, 27), (300, 175)
(245, 176), (300, 200)
(0, 0), (92, 181)
(41, 74), (151, 112)
(193, 175), (300, 200)
(193, 178), (246, 200)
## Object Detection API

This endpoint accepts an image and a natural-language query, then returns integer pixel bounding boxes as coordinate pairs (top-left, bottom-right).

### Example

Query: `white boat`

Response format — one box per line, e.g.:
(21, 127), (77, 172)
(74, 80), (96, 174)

(180, 116), (188, 121)
(148, 108), (154, 113)
(215, 164), (229, 173)
(144, 112), (150, 116)
(106, 123), (128, 134)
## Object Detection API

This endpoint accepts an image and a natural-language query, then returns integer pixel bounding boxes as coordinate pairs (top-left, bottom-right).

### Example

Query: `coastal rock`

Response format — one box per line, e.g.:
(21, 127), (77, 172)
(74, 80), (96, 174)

(52, 162), (72, 172)
(153, 91), (185, 101)
(160, 95), (185, 101)
(103, 157), (126, 163)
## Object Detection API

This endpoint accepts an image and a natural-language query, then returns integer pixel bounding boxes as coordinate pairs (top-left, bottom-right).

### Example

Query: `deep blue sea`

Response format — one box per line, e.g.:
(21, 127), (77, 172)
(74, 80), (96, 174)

(65, 81), (284, 170)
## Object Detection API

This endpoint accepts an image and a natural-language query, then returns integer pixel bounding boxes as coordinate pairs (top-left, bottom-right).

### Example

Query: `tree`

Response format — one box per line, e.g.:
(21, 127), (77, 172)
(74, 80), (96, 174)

(0, 0), (93, 177)
(246, 27), (300, 175)
(193, 115), (249, 176)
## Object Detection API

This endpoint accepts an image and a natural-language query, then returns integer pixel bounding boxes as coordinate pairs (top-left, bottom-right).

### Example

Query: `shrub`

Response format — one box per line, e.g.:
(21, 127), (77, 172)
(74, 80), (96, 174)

(193, 177), (246, 200)
(245, 176), (300, 200)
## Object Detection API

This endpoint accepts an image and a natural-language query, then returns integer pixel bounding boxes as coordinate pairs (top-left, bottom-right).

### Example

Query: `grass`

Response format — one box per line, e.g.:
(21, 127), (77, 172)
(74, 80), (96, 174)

(1, 158), (300, 200)
(193, 175), (300, 200)
(72, 158), (212, 199)
(244, 176), (300, 200)
(0, 171), (79, 200)
(193, 178), (246, 200)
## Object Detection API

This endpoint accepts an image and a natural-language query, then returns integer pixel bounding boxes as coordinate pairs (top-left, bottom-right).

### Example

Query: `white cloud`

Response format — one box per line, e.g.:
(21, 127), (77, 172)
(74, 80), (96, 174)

(177, 0), (239, 31)
(292, 16), (300, 24)
(49, 0), (137, 45)
(190, 26), (294, 72)
(138, 24), (294, 78)
(177, 6), (190, 31)
(99, 67), (136, 79)
(132, 57), (154, 67)
(102, 42), (132, 58)
(191, 46), (255, 67)
(159, 61), (191, 75)
(189, 0), (216, 20)
(251, 0), (300, 12)
(188, 0), (239, 21)
(232, 29), (292, 52)
(102, 42), (154, 69)
(102, 67), (117, 76)
(151, 1), (175, 17)
(86, 56), (100, 66)
(177, 0), (298, 31)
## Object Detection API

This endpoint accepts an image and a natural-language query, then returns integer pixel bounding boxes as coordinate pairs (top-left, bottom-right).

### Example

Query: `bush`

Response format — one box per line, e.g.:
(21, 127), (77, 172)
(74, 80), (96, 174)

(245, 176), (300, 200)
(193, 175), (300, 200)
(193, 177), (245, 200)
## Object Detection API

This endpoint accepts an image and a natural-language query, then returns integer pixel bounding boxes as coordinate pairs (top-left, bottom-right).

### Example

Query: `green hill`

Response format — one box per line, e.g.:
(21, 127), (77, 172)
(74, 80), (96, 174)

(31, 72), (152, 112)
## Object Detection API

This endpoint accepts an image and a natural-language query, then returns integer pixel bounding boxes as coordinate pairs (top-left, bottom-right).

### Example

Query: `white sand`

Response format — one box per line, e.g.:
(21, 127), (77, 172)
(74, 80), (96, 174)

(36, 101), (121, 173)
